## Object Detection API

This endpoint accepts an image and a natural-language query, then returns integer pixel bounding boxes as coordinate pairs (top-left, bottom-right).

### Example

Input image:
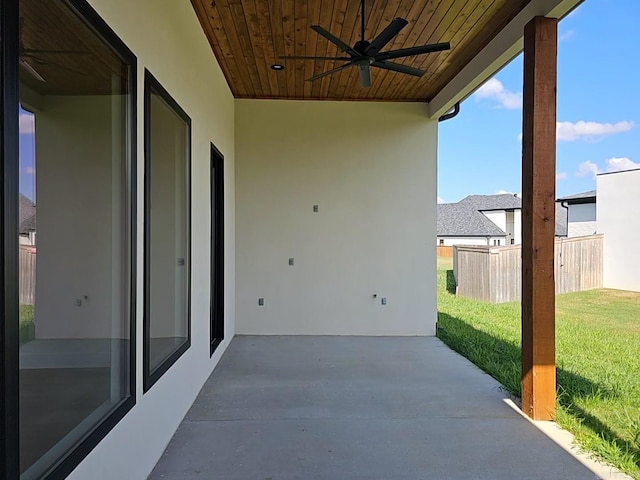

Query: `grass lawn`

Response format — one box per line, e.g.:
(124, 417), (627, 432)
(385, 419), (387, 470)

(20, 304), (35, 344)
(436, 257), (640, 479)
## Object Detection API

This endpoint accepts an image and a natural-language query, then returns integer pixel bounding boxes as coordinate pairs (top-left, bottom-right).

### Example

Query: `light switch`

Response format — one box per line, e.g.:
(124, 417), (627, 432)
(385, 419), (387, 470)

(313, 205), (319, 213)
(381, 297), (387, 306)
(258, 298), (264, 306)
(289, 258), (294, 266)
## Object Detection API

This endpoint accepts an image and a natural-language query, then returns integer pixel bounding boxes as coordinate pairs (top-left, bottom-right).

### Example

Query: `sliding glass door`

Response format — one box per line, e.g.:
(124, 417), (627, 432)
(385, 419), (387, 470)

(2, 1), (136, 478)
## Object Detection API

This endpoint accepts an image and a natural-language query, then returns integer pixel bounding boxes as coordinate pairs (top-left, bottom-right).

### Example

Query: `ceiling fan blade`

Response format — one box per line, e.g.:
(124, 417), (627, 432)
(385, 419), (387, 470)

(357, 64), (371, 88)
(310, 25), (359, 56)
(307, 63), (354, 82)
(366, 18), (408, 55)
(280, 55), (352, 61)
(23, 49), (90, 55)
(20, 59), (46, 82)
(377, 42), (451, 61)
(372, 61), (425, 77)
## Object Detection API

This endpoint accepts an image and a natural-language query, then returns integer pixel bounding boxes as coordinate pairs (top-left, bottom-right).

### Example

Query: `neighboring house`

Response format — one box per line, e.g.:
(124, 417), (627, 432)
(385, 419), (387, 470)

(556, 190), (597, 237)
(438, 194), (568, 246)
(555, 203), (569, 238)
(19, 193), (36, 245)
(437, 194), (520, 246)
(596, 168), (640, 292)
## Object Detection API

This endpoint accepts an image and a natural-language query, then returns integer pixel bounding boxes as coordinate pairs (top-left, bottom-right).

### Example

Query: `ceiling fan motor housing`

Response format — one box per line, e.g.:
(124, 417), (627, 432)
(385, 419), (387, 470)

(353, 40), (370, 55)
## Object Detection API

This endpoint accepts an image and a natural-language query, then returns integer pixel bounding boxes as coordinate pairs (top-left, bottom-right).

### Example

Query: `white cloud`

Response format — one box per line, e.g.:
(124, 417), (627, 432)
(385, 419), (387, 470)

(437, 196), (445, 204)
(518, 121), (634, 143)
(576, 157), (640, 179)
(474, 78), (522, 110)
(606, 156), (640, 172)
(577, 161), (600, 179)
(557, 120), (634, 141)
(495, 190), (520, 197)
(556, 172), (567, 180)
(19, 111), (35, 134)
(559, 29), (575, 41)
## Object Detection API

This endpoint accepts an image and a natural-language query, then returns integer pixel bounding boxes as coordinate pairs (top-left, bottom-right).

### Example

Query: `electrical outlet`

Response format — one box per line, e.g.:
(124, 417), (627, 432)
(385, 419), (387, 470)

(381, 297), (387, 306)
(289, 258), (294, 266)
(313, 205), (319, 213)
(258, 298), (264, 306)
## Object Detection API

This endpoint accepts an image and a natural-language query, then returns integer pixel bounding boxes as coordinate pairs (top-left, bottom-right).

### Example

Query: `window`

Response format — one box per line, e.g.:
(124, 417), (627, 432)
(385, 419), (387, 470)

(439, 239), (444, 246)
(5, 1), (136, 478)
(493, 239), (501, 246)
(210, 144), (225, 355)
(144, 70), (191, 391)
(511, 239), (515, 245)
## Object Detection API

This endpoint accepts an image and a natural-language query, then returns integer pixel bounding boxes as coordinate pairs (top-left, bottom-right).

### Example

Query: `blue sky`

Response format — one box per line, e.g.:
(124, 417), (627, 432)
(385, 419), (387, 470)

(438, 0), (640, 203)
(19, 108), (36, 201)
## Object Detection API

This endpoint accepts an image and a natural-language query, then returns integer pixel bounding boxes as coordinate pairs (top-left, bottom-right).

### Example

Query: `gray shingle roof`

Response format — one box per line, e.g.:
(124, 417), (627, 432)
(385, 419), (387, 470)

(437, 201), (507, 237)
(438, 193), (567, 237)
(19, 193), (36, 234)
(556, 190), (596, 204)
(459, 193), (521, 211)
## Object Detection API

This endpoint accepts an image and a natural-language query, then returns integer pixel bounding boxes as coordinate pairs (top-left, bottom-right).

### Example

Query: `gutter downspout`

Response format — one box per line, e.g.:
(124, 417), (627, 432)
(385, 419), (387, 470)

(438, 102), (460, 122)
(559, 201), (569, 267)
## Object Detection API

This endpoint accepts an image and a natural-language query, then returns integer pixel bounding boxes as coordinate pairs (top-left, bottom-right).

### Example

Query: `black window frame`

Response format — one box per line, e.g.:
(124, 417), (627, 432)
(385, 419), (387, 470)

(1, 1), (137, 478)
(143, 69), (192, 392)
(210, 143), (224, 356)
(1, 0), (21, 477)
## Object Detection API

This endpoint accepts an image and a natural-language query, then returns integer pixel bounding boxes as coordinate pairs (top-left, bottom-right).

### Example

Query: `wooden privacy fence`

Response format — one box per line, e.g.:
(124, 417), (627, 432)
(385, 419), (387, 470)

(19, 245), (36, 305)
(453, 234), (603, 303)
(436, 245), (454, 258)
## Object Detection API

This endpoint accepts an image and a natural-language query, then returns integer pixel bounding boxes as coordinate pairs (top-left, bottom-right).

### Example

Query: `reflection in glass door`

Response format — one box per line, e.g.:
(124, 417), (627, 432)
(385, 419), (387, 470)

(15, 1), (136, 478)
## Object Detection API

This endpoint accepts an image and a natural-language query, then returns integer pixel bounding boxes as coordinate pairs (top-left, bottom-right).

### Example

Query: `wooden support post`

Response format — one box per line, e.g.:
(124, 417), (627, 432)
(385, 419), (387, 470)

(521, 16), (558, 421)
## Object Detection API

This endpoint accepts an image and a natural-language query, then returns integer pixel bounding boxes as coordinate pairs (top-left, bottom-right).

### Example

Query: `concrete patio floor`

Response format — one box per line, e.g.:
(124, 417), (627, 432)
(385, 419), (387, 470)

(149, 336), (600, 479)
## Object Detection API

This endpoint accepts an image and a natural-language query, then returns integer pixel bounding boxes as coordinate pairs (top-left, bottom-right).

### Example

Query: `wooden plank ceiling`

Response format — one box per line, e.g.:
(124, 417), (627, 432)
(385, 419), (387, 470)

(19, 0), (127, 96)
(191, 0), (532, 101)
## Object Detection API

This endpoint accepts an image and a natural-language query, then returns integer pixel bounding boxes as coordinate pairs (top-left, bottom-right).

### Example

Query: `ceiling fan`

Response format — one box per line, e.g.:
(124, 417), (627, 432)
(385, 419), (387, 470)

(19, 18), (90, 83)
(279, 0), (451, 88)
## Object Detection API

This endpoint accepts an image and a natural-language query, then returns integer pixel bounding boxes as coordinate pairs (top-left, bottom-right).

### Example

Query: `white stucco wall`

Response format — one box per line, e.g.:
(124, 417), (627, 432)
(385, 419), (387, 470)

(64, 0), (237, 478)
(236, 100), (437, 336)
(35, 95), (120, 340)
(567, 203), (597, 237)
(597, 169), (640, 292)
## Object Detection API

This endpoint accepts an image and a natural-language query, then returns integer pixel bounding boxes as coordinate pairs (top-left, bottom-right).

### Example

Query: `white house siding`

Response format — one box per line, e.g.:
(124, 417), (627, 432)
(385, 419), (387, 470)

(567, 203), (597, 237)
(484, 209), (522, 245)
(437, 237), (505, 246)
(504, 210), (523, 245)
(597, 169), (640, 292)
(513, 210), (522, 244)
(66, 0), (236, 478)
(483, 210), (507, 232)
(236, 100), (436, 336)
